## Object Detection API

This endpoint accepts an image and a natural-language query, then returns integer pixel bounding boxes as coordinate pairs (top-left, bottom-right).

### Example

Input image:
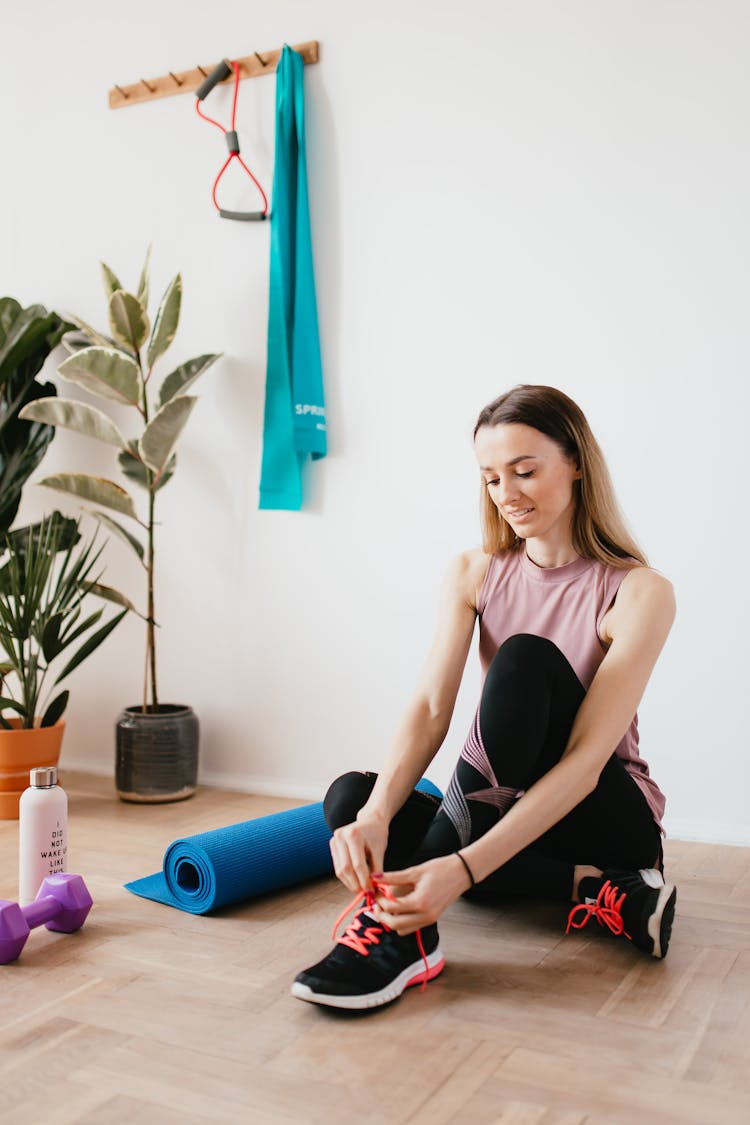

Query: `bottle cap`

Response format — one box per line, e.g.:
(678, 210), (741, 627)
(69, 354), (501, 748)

(30, 766), (57, 788)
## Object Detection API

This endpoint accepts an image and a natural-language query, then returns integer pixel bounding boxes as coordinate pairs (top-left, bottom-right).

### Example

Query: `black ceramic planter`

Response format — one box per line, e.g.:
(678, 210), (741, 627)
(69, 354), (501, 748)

(115, 704), (199, 803)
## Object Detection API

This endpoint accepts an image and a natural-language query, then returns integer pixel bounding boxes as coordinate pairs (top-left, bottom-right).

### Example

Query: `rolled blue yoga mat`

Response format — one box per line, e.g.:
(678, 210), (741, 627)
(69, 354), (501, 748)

(125, 778), (443, 915)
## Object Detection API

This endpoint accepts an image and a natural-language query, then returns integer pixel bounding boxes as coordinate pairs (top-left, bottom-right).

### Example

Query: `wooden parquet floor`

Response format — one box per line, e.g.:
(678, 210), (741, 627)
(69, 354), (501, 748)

(1, 772), (749, 1124)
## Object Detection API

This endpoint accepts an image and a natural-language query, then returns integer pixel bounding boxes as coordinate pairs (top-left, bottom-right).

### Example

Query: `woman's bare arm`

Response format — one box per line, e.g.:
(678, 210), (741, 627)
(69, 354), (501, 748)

(329, 549), (486, 892)
(361, 550), (485, 819)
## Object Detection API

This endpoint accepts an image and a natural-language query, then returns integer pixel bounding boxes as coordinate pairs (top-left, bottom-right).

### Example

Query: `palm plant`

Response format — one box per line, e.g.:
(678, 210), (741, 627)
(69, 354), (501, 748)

(0, 515), (128, 728)
(19, 251), (220, 713)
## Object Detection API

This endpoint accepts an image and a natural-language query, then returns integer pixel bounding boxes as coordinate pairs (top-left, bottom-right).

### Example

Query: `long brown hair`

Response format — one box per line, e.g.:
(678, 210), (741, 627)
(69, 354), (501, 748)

(474, 385), (647, 567)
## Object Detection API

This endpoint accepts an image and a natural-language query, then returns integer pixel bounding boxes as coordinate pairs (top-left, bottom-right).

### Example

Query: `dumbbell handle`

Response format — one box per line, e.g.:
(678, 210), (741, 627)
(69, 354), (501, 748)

(23, 893), (78, 933)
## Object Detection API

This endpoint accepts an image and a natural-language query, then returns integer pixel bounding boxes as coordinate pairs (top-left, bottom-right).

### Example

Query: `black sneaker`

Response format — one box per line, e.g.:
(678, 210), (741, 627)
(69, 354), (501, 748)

(291, 897), (445, 1010)
(566, 867), (677, 958)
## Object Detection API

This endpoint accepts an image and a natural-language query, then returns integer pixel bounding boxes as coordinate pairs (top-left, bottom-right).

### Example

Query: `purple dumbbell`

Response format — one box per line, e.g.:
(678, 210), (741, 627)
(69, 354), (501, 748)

(0, 874), (93, 964)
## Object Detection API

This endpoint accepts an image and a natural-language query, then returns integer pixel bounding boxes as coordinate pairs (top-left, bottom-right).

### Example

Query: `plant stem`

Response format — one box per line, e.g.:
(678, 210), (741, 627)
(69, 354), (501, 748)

(138, 355), (158, 713)
(147, 486), (157, 709)
(142, 616), (149, 713)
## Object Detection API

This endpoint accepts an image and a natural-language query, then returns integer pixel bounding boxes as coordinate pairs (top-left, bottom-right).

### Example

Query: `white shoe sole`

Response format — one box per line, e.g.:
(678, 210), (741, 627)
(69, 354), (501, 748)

(647, 882), (677, 958)
(291, 947), (445, 1010)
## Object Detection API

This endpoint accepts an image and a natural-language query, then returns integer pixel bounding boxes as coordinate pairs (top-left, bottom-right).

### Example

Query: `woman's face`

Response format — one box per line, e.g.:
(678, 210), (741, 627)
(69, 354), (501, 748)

(474, 422), (582, 545)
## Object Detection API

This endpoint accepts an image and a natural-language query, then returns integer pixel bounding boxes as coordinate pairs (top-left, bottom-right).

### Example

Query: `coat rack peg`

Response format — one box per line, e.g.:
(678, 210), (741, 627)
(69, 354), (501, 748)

(108, 41), (319, 109)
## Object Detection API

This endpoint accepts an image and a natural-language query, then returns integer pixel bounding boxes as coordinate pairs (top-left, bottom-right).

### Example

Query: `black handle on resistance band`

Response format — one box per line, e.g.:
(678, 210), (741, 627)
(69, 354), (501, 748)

(218, 209), (268, 221)
(196, 60), (233, 101)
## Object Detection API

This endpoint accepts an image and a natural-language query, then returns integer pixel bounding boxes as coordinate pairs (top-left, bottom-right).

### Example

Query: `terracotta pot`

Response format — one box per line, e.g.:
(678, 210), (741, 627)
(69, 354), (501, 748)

(115, 704), (199, 803)
(0, 720), (66, 819)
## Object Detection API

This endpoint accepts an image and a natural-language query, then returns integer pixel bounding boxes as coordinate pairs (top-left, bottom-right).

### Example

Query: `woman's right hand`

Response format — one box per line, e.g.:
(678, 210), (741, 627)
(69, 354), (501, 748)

(329, 810), (389, 894)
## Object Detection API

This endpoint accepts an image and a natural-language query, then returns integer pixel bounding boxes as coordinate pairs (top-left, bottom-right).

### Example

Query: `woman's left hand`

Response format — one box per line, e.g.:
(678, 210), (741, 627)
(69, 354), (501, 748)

(371, 853), (473, 935)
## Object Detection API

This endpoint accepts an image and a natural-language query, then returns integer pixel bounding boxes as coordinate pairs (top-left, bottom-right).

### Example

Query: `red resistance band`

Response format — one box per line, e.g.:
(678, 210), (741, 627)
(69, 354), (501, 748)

(195, 59), (269, 221)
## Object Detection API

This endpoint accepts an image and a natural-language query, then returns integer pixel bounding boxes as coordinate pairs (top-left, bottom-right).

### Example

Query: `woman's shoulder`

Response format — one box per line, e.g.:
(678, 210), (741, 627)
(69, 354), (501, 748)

(447, 547), (503, 611)
(605, 563), (676, 642)
(616, 562), (674, 599)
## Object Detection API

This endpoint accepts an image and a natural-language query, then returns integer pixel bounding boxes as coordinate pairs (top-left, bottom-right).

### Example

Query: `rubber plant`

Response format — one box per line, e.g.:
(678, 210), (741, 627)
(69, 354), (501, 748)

(0, 297), (70, 538)
(19, 250), (220, 713)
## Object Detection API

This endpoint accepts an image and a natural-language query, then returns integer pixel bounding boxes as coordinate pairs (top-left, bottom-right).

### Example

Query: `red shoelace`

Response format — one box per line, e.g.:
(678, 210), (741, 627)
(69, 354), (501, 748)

(566, 879), (633, 941)
(331, 877), (431, 991)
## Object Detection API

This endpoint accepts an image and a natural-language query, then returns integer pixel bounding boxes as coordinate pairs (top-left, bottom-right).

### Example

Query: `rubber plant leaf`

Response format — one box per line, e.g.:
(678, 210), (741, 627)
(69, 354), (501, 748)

(18, 397), (127, 448)
(0, 302), (65, 374)
(100, 261), (122, 297)
(146, 274), (181, 368)
(38, 473), (139, 521)
(119, 443), (177, 493)
(0, 297), (64, 530)
(118, 441), (150, 492)
(157, 353), (221, 409)
(139, 395), (196, 475)
(4, 515), (79, 560)
(89, 510), (145, 562)
(137, 244), (152, 308)
(109, 291), (150, 354)
(58, 347), (143, 408)
(61, 332), (96, 356)
(0, 296), (22, 345)
(41, 690), (69, 728)
(154, 454), (177, 492)
(64, 314), (113, 349)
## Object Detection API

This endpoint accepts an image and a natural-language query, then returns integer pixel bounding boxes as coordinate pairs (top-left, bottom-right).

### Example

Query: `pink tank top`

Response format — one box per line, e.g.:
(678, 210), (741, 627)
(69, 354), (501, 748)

(477, 548), (666, 830)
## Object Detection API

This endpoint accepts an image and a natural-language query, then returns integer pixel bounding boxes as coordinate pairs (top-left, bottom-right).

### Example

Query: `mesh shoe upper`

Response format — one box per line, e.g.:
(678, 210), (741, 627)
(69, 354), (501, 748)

(566, 867), (677, 958)
(295, 906), (440, 997)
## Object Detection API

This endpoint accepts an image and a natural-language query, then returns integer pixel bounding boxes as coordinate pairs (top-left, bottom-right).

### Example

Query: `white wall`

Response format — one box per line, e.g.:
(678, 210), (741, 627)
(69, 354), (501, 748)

(1, 1), (748, 844)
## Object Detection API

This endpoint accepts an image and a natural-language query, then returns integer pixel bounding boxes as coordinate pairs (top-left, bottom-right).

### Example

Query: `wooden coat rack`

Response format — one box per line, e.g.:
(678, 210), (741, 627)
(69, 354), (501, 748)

(109, 40), (319, 109)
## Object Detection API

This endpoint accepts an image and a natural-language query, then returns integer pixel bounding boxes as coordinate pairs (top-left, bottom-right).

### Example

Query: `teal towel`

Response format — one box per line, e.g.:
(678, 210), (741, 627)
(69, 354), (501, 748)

(259, 45), (326, 511)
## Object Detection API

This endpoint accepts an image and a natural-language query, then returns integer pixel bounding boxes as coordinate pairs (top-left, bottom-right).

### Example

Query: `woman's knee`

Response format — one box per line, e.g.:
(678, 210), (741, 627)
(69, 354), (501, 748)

(490, 633), (565, 675)
(484, 634), (582, 702)
(323, 770), (377, 832)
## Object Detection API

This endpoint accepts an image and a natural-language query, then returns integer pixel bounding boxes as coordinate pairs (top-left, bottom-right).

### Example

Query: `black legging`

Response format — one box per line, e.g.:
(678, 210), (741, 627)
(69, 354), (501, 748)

(324, 634), (663, 902)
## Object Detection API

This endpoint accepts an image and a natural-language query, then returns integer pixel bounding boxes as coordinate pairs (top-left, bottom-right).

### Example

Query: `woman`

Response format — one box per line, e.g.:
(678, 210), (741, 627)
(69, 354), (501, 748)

(292, 385), (677, 1010)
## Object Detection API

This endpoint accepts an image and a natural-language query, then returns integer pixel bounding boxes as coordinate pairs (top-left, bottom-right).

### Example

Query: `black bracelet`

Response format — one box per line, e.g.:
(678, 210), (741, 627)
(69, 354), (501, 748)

(455, 850), (476, 888)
